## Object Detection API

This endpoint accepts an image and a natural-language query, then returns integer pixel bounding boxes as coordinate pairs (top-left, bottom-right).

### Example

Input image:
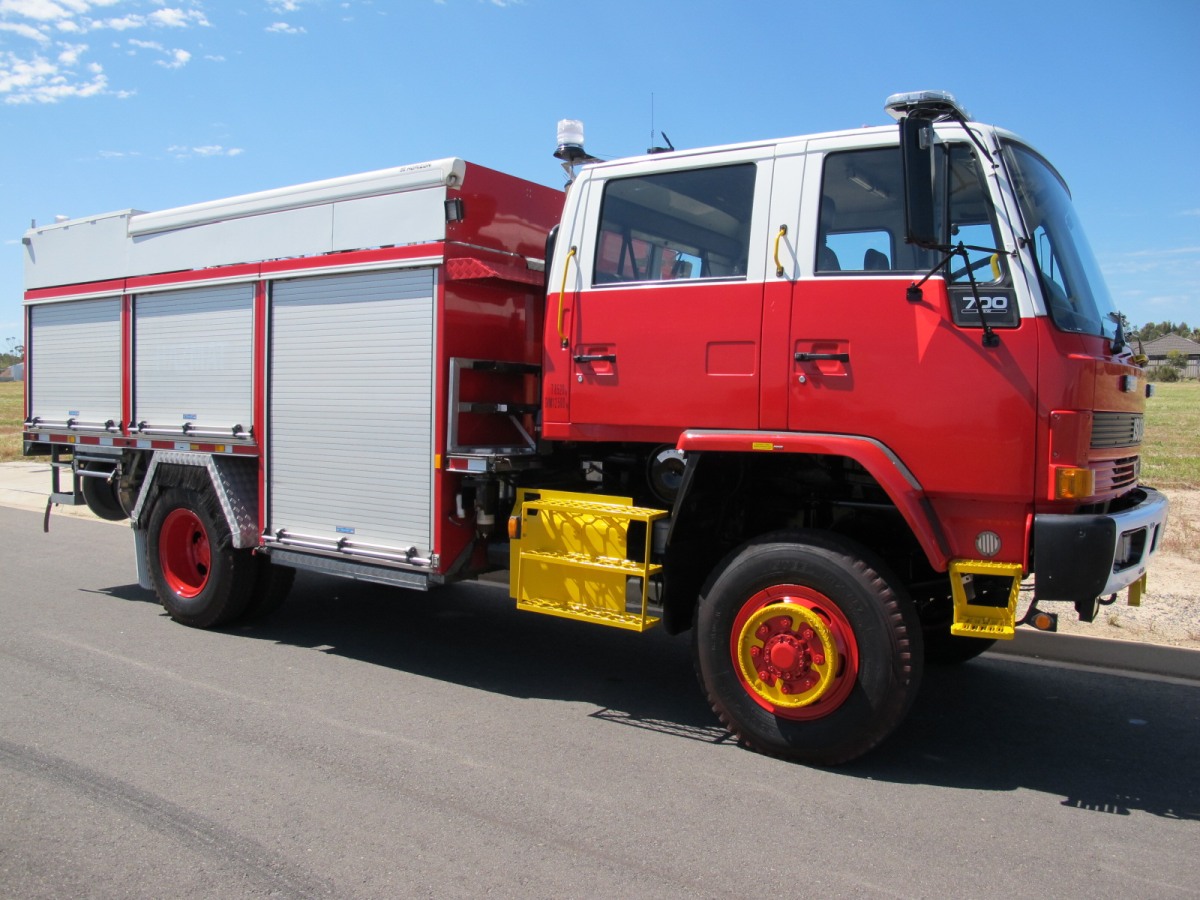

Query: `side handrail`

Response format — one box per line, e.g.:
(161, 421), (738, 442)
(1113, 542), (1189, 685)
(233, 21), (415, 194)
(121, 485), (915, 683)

(557, 245), (577, 348)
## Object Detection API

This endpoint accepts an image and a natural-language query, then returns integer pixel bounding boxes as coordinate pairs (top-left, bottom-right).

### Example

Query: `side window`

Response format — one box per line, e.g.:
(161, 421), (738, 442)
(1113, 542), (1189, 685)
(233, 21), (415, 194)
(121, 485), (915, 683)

(944, 143), (1007, 285)
(817, 148), (905, 273)
(593, 164), (756, 286)
(816, 144), (1006, 282)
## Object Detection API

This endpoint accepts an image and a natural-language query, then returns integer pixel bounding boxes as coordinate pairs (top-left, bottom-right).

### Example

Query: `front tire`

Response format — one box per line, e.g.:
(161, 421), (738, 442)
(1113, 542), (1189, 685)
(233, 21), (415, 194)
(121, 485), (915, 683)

(693, 531), (922, 765)
(146, 486), (254, 628)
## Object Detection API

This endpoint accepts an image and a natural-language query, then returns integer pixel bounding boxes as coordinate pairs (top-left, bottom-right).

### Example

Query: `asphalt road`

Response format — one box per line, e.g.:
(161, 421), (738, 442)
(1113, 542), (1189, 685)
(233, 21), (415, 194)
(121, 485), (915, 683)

(2, 505), (1198, 899)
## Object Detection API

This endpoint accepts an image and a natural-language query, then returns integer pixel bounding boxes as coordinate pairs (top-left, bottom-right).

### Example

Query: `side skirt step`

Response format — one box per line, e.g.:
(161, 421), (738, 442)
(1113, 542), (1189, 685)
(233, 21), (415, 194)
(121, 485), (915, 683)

(512, 489), (667, 632)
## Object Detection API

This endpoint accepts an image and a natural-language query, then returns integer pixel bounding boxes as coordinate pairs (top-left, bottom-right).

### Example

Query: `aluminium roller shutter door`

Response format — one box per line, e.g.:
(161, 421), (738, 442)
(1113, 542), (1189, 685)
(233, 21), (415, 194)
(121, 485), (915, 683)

(268, 268), (436, 555)
(133, 284), (254, 433)
(28, 298), (122, 428)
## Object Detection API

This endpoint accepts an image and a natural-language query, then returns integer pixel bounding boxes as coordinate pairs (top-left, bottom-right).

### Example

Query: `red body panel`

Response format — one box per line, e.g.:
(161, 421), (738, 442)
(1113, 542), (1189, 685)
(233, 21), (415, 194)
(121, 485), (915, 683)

(543, 281), (765, 442)
(448, 163), (562, 262)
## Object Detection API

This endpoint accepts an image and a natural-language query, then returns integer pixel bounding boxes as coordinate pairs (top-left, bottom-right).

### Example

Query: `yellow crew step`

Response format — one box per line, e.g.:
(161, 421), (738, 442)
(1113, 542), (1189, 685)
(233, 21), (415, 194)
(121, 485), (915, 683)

(511, 489), (667, 632)
(949, 559), (1024, 640)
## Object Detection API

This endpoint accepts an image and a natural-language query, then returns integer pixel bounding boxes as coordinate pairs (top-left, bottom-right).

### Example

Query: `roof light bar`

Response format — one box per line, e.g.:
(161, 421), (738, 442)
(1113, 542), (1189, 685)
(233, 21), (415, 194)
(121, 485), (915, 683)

(884, 90), (971, 122)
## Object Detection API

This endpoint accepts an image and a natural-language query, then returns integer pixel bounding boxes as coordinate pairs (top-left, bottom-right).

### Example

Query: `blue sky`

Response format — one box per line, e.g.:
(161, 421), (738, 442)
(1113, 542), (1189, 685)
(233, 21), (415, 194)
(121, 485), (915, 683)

(2, 0), (1198, 348)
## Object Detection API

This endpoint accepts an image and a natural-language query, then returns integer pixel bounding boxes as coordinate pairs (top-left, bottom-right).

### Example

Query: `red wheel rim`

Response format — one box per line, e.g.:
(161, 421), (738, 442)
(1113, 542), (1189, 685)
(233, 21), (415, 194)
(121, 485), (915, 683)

(158, 508), (211, 598)
(730, 584), (859, 720)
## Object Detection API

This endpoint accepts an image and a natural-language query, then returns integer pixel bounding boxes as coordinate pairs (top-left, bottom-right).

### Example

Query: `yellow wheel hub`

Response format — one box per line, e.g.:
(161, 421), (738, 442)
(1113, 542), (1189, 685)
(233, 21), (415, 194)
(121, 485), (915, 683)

(735, 603), (840, 709)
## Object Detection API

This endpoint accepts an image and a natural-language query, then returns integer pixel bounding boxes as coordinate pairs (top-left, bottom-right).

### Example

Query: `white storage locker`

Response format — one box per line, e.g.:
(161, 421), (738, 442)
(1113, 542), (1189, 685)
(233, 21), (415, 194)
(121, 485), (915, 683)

(268, 268), (436, 556)
(28, 298), (122, 429)
(133, 284), (254, 435)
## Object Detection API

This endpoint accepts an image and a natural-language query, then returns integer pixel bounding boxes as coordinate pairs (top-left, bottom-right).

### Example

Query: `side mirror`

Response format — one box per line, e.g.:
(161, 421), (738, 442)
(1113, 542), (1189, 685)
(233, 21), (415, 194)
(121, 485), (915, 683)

(900, 116), (938, 248)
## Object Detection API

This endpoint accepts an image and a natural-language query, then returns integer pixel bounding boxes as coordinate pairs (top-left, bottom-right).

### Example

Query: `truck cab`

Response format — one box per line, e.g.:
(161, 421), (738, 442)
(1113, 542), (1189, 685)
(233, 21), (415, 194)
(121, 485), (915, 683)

(526, 93), (1167, 761)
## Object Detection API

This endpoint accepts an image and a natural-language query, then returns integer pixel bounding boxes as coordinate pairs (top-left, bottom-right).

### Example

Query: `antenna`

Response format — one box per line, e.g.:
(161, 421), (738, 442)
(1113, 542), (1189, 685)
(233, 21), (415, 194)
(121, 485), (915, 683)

(650, 92), (655, 151)
(647, 93), (675, 154)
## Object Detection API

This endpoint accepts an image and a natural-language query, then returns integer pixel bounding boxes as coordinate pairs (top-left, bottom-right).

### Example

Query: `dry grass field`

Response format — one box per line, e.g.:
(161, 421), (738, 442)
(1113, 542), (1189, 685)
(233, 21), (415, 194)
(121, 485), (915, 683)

(0, 381), (22, 464)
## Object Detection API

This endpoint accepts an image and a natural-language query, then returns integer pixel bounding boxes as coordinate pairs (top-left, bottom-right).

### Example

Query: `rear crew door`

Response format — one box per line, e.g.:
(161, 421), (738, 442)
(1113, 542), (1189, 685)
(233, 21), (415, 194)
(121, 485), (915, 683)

(564, 155), (772, 437)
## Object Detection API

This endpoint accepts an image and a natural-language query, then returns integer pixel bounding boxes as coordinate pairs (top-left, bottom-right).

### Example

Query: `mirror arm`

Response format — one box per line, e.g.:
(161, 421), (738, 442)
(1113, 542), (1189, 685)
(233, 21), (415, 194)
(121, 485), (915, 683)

(906, 242), (1002, 349)
(958, 241), (1000, 347)
(906, 246), (956, 301)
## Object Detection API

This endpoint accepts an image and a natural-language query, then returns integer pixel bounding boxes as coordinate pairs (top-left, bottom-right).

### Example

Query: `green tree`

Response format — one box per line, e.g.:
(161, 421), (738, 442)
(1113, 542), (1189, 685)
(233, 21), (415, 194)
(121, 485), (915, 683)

(1166, 349), (1188, 371)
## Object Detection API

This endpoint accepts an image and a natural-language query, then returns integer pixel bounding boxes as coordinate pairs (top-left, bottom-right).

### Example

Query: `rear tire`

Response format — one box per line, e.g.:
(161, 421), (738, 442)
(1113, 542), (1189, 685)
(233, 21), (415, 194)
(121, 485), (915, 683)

(146, 486), (254, 628)
(693, 530), (922, 765)
(80, 468), (127, 521)
(241, 557), (296, 622)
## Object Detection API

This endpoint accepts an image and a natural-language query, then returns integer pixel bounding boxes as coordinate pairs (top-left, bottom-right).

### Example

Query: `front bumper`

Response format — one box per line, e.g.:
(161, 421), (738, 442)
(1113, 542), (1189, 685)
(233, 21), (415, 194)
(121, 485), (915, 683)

(1033, 487), (1169, 603)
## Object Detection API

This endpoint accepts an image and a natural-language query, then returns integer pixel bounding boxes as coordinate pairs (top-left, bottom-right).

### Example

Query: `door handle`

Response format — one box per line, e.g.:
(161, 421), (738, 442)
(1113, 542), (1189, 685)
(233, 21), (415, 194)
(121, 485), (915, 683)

(794, 352), (849, 362)
(573, 354), (617, 364)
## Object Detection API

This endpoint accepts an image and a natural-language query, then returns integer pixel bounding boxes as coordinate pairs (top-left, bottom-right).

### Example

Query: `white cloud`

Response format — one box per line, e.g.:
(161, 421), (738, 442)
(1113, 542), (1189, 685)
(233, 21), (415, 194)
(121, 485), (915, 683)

(0, 1), (73, 22)
(0, 19), (49, 39)
(155, 46), (188, 67)
(0, 50), (109, 103)
(265, 20), (304, 34)
(148, 7), (209, 28)
(0, 1), (214, 101)
(167, 144), (244, 158)
(55, 41), (85, 64)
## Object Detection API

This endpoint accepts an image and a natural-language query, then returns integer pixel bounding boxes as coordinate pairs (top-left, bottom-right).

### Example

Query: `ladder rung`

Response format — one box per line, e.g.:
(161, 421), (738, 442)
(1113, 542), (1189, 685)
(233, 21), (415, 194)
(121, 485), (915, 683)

(524, 499), (668, 521)
(516, 596), (660, 632)
(521, 549), (661, 577)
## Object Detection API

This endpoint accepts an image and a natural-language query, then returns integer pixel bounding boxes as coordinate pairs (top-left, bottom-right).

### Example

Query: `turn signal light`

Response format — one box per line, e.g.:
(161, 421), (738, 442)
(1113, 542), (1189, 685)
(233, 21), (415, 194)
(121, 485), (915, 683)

(1030, 611), (1058, 632)
(507, 515), (521, 540)
(1055, 466), (1095, 500)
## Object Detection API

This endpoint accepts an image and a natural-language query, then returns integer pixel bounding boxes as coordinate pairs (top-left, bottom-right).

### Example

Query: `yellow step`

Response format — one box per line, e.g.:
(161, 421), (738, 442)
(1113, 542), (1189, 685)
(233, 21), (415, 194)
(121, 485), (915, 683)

(512, 488), (666, 633)
(516, 596), (661, 632)
(948, 559), (1023, 641)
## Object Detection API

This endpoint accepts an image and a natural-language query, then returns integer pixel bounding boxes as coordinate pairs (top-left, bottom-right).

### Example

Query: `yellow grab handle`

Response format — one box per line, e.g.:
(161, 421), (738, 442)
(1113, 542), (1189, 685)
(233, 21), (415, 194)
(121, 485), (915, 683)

(557, 245), (577, 348)
(990, 253), (1001, 281)
(773, 225), (788, 277)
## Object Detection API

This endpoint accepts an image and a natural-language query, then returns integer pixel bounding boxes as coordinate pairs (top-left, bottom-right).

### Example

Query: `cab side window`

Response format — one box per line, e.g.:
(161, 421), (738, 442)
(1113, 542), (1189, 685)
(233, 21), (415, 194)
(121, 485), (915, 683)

(816, 144), (1006, 281)
(593, 164), (756, 286)
(817, 147), (905, 273)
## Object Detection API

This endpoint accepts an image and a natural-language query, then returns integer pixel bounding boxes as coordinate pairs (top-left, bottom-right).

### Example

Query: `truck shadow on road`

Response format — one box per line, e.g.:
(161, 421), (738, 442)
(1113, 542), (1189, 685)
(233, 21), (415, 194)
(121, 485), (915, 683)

(861, 659), (1200, 821)
(107, 570), (1200, 821)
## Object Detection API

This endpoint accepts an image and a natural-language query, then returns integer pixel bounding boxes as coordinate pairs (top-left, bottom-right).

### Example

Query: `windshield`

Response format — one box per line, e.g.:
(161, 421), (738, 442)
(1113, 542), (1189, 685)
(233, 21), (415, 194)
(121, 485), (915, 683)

(1003, 142), (1118, 340)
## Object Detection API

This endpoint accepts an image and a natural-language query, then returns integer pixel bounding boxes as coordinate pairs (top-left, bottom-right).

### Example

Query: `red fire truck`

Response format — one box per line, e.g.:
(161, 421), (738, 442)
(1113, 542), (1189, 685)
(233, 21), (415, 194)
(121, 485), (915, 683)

(21, 91), (1169, 764)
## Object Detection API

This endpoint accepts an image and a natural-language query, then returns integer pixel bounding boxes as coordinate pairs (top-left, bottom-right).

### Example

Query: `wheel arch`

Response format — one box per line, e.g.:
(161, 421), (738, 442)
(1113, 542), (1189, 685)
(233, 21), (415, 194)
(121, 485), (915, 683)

(131, 451), (259, 550)
(659, 432), (950, 634)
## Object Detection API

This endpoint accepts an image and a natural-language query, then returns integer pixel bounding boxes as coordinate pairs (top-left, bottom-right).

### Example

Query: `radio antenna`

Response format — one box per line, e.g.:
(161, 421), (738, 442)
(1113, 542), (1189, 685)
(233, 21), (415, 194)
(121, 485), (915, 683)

(650, 92), (655, 150)
(647, 94), (674, 154)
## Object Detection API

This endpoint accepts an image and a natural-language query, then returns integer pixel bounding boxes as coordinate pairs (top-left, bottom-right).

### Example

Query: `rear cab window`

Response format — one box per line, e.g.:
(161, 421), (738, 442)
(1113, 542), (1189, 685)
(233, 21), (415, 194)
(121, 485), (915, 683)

(592, 164), (757, 286)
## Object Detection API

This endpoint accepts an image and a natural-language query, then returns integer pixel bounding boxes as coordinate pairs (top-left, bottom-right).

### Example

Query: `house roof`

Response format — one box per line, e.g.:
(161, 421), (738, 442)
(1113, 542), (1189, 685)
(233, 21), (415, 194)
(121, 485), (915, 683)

(1141, 334), (1200, 356)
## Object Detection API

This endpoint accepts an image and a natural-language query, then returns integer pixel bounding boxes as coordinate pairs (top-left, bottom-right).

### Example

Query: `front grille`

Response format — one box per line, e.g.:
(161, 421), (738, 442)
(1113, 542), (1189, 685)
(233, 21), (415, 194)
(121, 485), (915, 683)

(1094, 456), (1140, 493)
(1092, 412), (1143, 449)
